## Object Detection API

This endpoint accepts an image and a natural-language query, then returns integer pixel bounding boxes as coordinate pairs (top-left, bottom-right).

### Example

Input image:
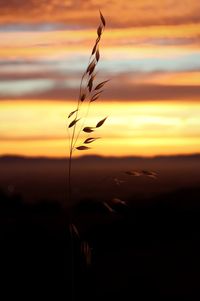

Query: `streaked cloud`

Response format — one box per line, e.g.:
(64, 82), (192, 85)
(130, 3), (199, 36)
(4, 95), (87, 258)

(0, 0), (200, 156)
(0, 79), (56, 96)
(1, 0), (200, 28)
(1, 69), (200, 101)
(0, 24), (200, 60)
(1, 82), (200, 102)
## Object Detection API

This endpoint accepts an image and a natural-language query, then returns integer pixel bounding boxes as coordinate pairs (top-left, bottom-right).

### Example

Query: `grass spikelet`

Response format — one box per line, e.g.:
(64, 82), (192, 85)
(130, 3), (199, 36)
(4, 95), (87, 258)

(68, 118), (80, 128)
(96, 117), (107, 128)
(76, 146), (90, 151)
(96, 48), (100, 62)
(102, 201), (115, 213)
(99, 10), (106, 26)
(81, 241), (92, 266)
(84, 137), (100, 144)
(68, 109), (78, 119)
(83, 127), (95, 133)
(69, 223), (80, 239)
(90, 90), (103, 102)
(94, 80), (109, 90)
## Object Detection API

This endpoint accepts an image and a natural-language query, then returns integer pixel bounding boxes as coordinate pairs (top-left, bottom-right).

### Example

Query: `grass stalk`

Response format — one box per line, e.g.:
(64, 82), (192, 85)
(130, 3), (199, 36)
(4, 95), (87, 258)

(67, 11), (108, 301)
(67, 11), (108, 204)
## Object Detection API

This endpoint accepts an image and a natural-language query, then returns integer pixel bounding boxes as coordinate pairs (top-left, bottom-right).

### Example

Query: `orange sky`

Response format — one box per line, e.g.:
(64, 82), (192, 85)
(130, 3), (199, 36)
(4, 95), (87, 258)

(0, 0), (200, 157)
(1, 100), (200, 157)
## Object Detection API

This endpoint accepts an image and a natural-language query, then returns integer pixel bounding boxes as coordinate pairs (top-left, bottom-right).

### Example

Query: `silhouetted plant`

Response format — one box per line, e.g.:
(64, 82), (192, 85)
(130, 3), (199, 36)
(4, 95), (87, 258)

(67, 11), (108, 204)
(67, 11), (108, 300)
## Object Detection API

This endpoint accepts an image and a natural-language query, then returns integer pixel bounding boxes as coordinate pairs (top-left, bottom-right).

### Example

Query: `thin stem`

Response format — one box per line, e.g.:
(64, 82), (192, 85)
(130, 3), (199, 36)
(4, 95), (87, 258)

(68, 149), (72, 203)
(67, 15), (106, 301)
(72, 102), (92, 149)
(67, 13), (105, 202)
(68, 71), (85, 203)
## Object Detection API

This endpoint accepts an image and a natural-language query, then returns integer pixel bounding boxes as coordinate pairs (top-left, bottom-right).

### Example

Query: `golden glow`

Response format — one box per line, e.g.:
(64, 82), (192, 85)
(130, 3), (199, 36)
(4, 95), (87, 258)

(1, 0), (200, 158)
(0, 100), (200, 157)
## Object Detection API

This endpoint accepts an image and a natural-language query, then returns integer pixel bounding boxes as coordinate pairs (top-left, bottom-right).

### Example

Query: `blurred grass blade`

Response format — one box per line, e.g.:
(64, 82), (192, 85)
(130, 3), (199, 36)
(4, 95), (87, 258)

(94, 80), (109, 90)
(96, 117), (107, 128)
(76, 146), (90, 150)
(68, 118), (80, 128)
(68, 109), (78, 119)
(84, 137), (100, 144)
(83, 127), (95, 133)
(99, 10), (106, 27)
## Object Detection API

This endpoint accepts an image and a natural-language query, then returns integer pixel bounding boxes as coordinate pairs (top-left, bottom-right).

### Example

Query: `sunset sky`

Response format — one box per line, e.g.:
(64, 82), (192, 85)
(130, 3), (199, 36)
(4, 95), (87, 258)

(0, 0), (200, 157)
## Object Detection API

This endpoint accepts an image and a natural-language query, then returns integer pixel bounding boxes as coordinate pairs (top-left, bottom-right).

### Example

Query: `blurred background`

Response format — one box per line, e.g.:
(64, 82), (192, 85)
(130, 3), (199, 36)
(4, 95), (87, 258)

(1, 2), (200, 300)
(0, 0), (200, 157)
(0, 0), (200, 204)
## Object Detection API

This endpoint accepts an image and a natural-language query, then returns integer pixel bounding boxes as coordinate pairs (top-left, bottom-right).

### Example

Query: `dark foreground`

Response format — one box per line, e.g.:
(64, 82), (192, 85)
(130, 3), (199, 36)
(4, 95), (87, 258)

(1, 186), (200, 301)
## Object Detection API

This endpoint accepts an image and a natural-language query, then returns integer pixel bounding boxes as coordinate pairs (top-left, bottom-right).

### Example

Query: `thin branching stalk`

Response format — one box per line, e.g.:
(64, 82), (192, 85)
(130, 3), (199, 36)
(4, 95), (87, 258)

(67, 13), (108, 299)
(67, 11), (108, 204)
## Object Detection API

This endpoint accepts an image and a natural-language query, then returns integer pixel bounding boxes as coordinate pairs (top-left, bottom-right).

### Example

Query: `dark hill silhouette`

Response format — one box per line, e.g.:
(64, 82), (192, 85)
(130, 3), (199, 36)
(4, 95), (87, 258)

(0, 154), (200, 204)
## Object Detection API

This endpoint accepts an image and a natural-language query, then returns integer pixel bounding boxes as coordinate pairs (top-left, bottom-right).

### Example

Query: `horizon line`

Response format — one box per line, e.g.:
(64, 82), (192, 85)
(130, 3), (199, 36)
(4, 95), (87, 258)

(1, 153), (200, 161)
